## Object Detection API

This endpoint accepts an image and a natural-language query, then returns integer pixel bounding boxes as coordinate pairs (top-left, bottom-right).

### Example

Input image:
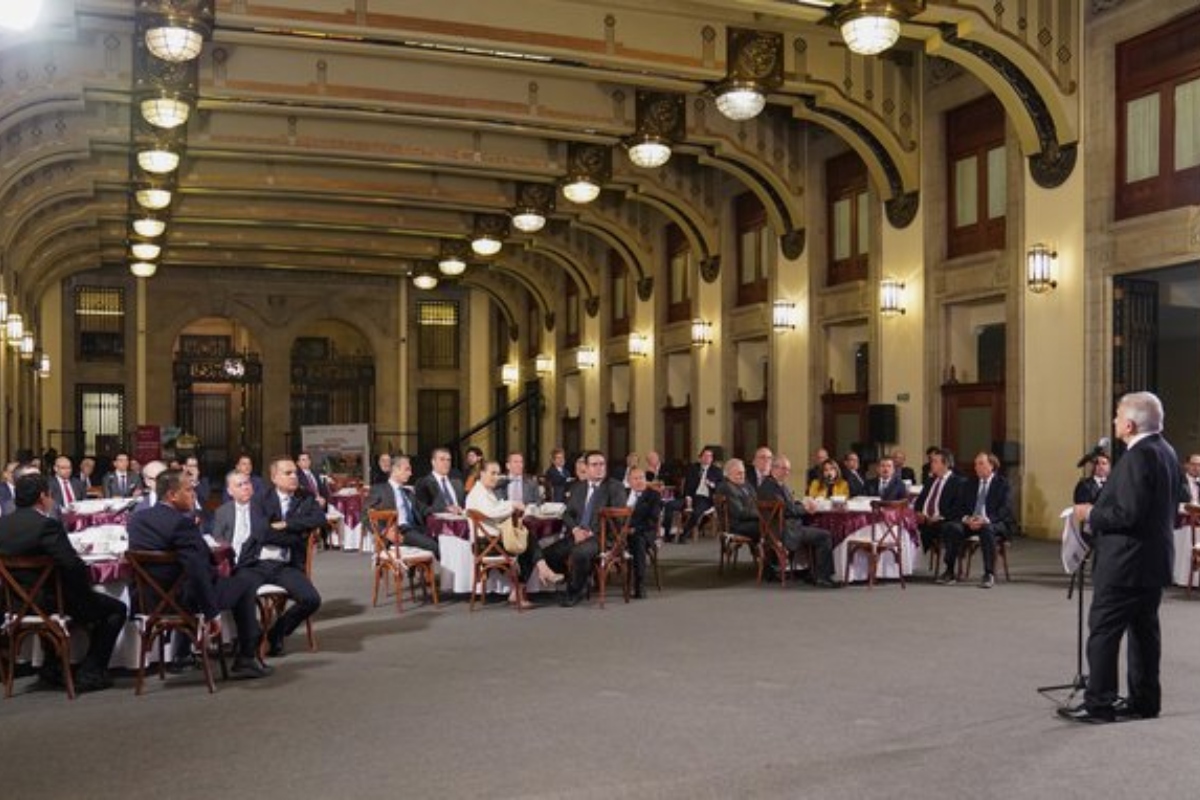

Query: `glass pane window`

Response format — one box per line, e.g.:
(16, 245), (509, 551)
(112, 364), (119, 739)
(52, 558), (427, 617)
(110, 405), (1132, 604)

(416, 300), (459, 369)
(739, 229), (758, 285)
(954, 156), (979, 226)
(670, 251), (690, 304)
(1125, 94), (1161, 182)
(856, 191), (870, 257)
(833, 198), (852, 261)
(758, 226), (773, 279)
(75, 286), (125, 362)
(1175, 78), (1200, 171)
(986, 146), (1007, 220)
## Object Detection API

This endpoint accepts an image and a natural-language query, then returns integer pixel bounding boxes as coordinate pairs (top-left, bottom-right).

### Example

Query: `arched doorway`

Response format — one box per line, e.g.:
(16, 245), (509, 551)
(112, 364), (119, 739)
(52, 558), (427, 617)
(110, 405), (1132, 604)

(289, 320), (376, 440)
(173, 317), (263, 477)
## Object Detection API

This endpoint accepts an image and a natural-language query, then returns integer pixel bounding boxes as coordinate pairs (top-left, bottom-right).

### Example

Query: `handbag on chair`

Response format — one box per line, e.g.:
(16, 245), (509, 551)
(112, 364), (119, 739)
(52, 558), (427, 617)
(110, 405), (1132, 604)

(498, 517), (529, 555)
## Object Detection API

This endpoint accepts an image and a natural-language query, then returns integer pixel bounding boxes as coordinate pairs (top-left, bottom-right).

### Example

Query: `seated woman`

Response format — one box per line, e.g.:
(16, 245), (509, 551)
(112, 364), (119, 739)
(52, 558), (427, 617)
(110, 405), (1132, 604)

(465, 460), (563, 608)
(806, 458), (850, 499)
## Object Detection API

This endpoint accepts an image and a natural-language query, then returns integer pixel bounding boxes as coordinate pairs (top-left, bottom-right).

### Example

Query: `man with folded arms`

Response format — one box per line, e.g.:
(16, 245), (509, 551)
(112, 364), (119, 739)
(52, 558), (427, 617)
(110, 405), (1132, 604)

(245, 457), (326, 657)
(757, 456), (838, 587)
(366, 456), (439, 558)
(0, 473), (127, 692)
(543, 450), (627, 607)
(127, 468), (269, 678)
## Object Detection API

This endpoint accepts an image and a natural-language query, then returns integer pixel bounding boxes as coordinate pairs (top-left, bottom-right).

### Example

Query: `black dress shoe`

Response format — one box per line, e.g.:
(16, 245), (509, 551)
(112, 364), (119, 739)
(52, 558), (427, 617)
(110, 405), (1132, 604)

(633, 585), (647, 599)
(1113, 698), (1158, 720)
(816, 578), (842, 589)
(559, 591), (584, 608)
(231, 657), (273, 679)
(74, 669), (114, 694)
(1056, 703), (1115, 724)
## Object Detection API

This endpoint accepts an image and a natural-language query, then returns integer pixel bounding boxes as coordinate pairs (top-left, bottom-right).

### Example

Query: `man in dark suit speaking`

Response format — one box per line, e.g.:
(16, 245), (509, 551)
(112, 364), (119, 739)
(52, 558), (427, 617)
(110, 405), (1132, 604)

(1063, 391), (1179, 724)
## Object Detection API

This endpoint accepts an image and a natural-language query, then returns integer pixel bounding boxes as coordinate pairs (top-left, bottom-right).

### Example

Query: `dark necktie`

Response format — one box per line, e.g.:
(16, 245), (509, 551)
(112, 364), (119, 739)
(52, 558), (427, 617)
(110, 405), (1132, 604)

(974, 479), (989, 516)
(925, 477), (944, 517)
(118, 474), (126, 495)
(582, 484), (599, 529)
(440, 476), (455, 507)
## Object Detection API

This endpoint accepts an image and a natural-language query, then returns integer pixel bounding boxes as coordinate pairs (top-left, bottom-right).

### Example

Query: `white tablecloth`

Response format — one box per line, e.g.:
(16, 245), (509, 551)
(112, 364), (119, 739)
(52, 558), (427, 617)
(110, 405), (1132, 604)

(832, 523), (920, 583)
(1172, 526), (1196, 587)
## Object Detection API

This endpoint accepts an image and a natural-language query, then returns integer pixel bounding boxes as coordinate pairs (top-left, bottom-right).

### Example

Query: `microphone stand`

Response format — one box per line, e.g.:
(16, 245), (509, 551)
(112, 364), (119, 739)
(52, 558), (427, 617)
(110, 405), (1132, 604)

(1037, 547), (1090, 699)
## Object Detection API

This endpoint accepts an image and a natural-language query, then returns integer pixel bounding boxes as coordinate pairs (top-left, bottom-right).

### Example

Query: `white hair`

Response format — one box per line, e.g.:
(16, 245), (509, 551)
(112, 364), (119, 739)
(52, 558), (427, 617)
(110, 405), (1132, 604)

(1119, 391), (1163, 433)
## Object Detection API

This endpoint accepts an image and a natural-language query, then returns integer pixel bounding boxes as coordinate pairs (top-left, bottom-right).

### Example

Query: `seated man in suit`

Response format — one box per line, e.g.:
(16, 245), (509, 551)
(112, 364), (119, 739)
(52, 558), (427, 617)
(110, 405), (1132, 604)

(624, 467), (663, 599)
(0, 473), (127, 692)
(1179, 453), (1200, 505)
(805, 446), (830, 485)
(221, 454), (265, 502)
(247, 456), (326, 657)
(212, 471), (257, 556)
(465, 460), (562, 608)
(757, 456), (838, 587)
(543, 448), (572, 503)
(806, 458), (850, 499)
(1074, 452), (1110, 504)
(747, 446), (774, 490)
(542, 450), (627, 607)
(127, 468), (270, 678)
(865, 455), (910, 501)
(841, 451), (867, 497)
(48, 456), (86, 519)
(103, 452), (139, 499)
(940, 452), (1017, 588)
(891, 449), (917, 484)
(716, 458), (761, 543)
(664, 447), (721, 542)
(914, 448), (966, 583)
(131, 460), (168, 515)
(499, 452), (542, 505)
(77, 457), (98, 493)
(644, 451), (663, 484)
(415, 447), (466, 516)
(0, 461), (18, 515)
(366, 456), (439, 558)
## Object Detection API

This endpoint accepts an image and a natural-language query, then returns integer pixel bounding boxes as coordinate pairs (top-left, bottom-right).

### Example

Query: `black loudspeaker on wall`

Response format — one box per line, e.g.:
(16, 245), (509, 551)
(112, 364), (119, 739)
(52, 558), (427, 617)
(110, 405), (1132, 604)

(867, 404), (897, 444)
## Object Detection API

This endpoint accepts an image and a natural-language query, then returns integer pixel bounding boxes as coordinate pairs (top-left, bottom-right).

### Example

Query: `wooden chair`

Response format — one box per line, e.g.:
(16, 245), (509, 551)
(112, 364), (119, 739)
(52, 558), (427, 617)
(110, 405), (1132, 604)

(255, 528), (321, 659)
(595, 507), (633, 608)
(717, 494), (759, 576)
(367, 509), (438, 613)
(0, 555), (75, 700)
(126, 550), (227, 695)
(957, 531), (1013, 582)
(844, 500), (908, 589)
(465, 509), (525, 612)
(756, 500), (792, 587)
(1187, 504), (1200, 595)
(645, 506), (664, 592)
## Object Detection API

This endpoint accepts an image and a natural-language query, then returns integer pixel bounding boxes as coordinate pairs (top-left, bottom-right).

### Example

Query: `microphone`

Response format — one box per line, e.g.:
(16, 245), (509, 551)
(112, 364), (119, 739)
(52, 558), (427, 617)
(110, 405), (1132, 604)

(1076, 437), (1111, 468)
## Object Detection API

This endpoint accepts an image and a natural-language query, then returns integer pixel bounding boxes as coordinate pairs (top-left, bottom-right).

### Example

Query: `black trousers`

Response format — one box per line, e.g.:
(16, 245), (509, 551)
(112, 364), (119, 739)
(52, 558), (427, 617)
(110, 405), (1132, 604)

(782, 521), (834, 580)
(212, 569), (266, 657)
(941, 522), (1003, 575)
(1085, 584), (1163, 714)
(541, 535), (600, 595)
(68, 590), (126, 673)
(242, 561), (322, 641)
(628, 529), (657, 587)
(399, 526), (440, 560)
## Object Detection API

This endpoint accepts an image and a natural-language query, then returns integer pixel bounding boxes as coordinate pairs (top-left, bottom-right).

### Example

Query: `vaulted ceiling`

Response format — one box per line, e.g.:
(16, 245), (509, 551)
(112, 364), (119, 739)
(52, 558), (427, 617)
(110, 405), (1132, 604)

(0, 0), (1080, 320)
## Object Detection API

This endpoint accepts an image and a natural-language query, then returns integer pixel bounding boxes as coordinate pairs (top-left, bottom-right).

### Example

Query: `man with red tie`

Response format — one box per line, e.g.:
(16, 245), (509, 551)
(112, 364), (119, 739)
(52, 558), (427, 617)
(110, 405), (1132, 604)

(48, 456), (86, 519)
(913, 448), (964, 583)
(295, 451), (329, 509)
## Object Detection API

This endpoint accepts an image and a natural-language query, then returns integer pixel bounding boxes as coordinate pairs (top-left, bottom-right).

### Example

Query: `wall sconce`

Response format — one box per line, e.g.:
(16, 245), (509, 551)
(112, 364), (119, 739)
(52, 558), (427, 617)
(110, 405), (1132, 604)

(501, 364), (519, 386)
(511, 182), (554, 233)
(835, 1), (924, 56)
(628, 332), (650, 358)
(37, 353), (50, 379)
(625, 91), (685, 169)
(879, 278), (906, 316)
(130, 261), (158, 278)
(691, 319), (714, 347)
(6, 312), (23, 346)
(535, 353), (553, 375)
(19, 332), (34, 360)
(576, 346), (598, 370)
(1026, 243), (1058, 294)
(772, 300), (798, 330)
(471, 214), (508, 257)
(0, 292), (9, 324)
(561, 143), (611, 205)
(712, 28), (783, 122)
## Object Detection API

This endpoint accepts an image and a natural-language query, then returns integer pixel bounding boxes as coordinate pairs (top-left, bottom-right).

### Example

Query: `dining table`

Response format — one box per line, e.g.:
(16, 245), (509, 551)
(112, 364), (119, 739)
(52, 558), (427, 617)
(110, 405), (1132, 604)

(805, 503), (921, 583)
(427, 511), (564, 594)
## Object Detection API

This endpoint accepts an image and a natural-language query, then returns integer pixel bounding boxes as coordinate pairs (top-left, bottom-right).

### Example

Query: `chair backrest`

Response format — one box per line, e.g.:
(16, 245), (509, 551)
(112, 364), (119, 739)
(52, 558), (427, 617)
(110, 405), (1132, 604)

(302, 527), (321, 578)
(870, 499), (909, 546)
(0, 555), (64, 624)
(756, 500), (786, 552)
(367, 509), (398, 555)
(466, 509), (507, 559)
(598, 507), (632, 554)
(125, 550), (195, 625)
(712, 493), (731, 534)
(1186, 503), (1200, 546)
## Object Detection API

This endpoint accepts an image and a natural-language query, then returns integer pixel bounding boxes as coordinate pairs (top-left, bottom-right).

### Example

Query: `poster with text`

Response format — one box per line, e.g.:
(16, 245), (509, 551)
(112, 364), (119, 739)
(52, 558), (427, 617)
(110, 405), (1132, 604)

(302, 424), (370, 485)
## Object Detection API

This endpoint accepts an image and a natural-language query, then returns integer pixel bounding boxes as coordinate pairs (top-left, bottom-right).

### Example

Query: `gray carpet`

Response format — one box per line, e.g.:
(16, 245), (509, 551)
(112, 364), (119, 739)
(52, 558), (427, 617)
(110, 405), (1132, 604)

(4, 537), (1200, 799)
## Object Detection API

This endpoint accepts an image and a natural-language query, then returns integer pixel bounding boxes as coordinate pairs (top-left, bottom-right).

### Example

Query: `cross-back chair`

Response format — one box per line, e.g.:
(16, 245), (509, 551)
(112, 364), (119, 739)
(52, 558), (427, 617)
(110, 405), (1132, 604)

(0, 555), (75, 700)
(844, 500), (908, 589)
(367, 509), (438, 613)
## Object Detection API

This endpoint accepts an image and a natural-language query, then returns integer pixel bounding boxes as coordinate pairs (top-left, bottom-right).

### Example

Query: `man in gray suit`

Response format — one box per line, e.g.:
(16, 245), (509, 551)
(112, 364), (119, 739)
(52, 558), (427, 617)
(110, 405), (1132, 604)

(103, 452), (139, 498)
(498, 452), (541, 505)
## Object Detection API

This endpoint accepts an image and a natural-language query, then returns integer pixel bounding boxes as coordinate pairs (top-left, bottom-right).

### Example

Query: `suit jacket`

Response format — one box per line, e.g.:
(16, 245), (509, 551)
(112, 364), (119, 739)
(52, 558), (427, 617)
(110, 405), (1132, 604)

(415, 473), (466, 514)
(0, 507), (95, 611)
(210, 499), (239, 546)
(1088, 433), (1179, 590)
(717, 481), (759, 537)
(543, 465), (572, 503)
(0, 482), (15, 516)
(626, 487), (663, 537)
(899, 466), (917, 483)
(297, 469), (329, 502)
(1178, 473), (1200, 506)
(103, 471), (139, 499)
(756, 475), (806, 519)
(246, 489), (326, 570)
(913, 473), (964, 521)
(366, 481), (428, 532)
(958, 473), (1017, 535)
(498, 475), (541, 505)
(842, 468), (867, 497)
(1073, 476), (1105, 505)
(682, 463), (722, 499)
(127, 502), (221, 617)
(563, 478), (627, 533)
(48, 475), (87, 513)
(865, 476), (910, 502)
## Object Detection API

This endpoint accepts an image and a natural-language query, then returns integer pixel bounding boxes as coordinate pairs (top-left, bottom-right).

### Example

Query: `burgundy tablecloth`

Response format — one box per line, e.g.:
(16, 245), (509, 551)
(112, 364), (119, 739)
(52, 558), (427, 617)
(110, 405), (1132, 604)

(427, 515), (470, 540)
(64, 510), (131, 532)
(330, 494), (363, 529)
(523, 516), (564, 541)
(86, 545), (234, 585)
(808, 508), (919, 547)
